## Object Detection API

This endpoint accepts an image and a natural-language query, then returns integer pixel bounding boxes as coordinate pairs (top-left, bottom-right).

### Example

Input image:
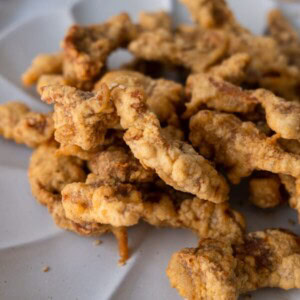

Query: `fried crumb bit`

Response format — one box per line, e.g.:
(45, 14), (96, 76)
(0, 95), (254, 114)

(288, 219), (296, 226)
(93, 239), (103, 246)
(43, 266), (50, 273)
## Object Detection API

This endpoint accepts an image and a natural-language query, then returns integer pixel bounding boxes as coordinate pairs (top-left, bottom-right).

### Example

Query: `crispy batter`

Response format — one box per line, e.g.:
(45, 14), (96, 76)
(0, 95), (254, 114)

(62, 13), (137, 88)
(37, 74), (66, 96)
(268, 9), (300, 68)
(128, 25), (228, 73)
(183, 73), (257, 118)
(100, 71), (229, 203)
(167, 229), (300, 300)
(0, 101), (54, 147)
(62, 174), (244, 241)
(180, 0), (236, 29)
(190, 110), (300, 183)
(88, 145), (154, 183)
(95, 70), (184, 126)
(138, 11), (172, 31)
(249, 175), (282, 208)
(254, 89), (300, 140)
(22, 52), (63, 86)
(41, 83), (118, 151)
(208, 52), (250, 83)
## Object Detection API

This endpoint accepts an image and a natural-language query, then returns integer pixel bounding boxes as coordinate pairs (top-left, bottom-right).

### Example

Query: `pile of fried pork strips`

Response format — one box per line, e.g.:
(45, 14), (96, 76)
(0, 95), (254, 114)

(2, 0), (300, 299)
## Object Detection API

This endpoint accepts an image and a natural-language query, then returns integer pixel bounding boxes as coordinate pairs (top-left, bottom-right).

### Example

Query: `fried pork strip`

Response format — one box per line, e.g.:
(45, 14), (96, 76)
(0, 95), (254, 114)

(167, 229), (300, 300)
(62, 13), (137, 88)
(28, 141), (128, 263)
(0, 101), (54, 147)
(190, 110), (300, 183)
(100, 70), (229, 202)
(22, 52), (63, 86)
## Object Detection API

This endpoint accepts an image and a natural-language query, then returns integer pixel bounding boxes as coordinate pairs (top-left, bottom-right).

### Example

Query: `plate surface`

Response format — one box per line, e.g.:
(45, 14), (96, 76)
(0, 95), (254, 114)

(0, 0), (300, 299)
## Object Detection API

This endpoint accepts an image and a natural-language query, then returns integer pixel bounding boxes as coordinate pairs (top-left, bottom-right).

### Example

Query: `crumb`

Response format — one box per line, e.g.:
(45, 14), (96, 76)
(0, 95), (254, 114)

(43, 266), (50, 273)
(288, 218), (296, 226)
(93, 239), (103, 246)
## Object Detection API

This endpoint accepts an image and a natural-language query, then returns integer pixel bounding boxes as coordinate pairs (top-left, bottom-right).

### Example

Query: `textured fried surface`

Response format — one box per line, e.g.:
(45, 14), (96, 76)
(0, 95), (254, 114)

(249, 175), (282, 208)
(190, 110), (300, 183)
(167, 229), (300, 300)
(100, 71), (229, 203)
(184, 72), (257, 118)
(62, 13), (137, 88)
(138, 11), (172, 31)
(129, 25), (228, 73)
(95, 70), (184, 126)
(0, 101), (54, 147)
(22, 52), (63, 86)
(254, 89), (300, 140)
(37, 74), (66, 95)
(268, 9), (300, 68)
(41, 83), (118, 151)
(62, 174), (244, 240)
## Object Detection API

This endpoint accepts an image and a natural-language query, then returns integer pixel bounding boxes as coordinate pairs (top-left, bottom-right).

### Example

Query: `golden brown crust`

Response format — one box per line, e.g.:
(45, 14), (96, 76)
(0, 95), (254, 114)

(167, 229), (300, 300)
(100, 71), (229, 203)
(249, 175), (282, 208)
(62, 13), (137, 88)
(41, 83), (118, 151)
(129, 25), (228, 73)
(36, 74), (66, 96)
(138, 11), (172, 31)
(22, 52), (63, 86)
(0, 101), (54, 147)
(190, 110), (300, 183)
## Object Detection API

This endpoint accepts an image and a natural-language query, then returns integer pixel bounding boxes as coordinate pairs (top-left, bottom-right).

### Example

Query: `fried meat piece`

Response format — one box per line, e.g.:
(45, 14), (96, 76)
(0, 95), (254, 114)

(249, 175), (282, 208)
(28, 141), (128, 262)
(100, 71), (229, 203)
(41, 83), (119, 151)
(62, 174), (244, 241)
(190, 110), (300, 183)
(0, 101), (54, 147)
(183, 72), (257, 118)
(167, 229), (300, 300)
(268, 9), (300, 68)
(62, 13), (137, 88)
(128, 25), (228, 73)
(254, 89), (300, 140)
(22, 52), (63, 86)
(37, 74), (66, 96)
(95, 70), (184, 127)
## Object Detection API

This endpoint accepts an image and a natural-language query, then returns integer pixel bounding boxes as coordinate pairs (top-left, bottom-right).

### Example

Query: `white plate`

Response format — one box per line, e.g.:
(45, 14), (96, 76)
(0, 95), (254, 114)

(0, 0), (300, 299)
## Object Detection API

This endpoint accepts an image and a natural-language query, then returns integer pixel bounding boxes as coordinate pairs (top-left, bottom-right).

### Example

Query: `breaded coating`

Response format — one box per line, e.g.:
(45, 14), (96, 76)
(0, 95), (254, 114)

(88, 145), (155, 183)
(28, 141), (128, 262)
(41, 83), (119, 151)
(180, 0), (236, 29)
(180, 0), (297, 81)
(100, 71), (229, 203)
(95, 70), (184, 126)
(0, 101), (54, 147)
(208, 52), (250, 83)
(36, 74), (66, 96)
(249, 175), (282, 208)
(28, 141), (86, 206)
(62, 13), (137, 88)
(128, 25), (228, 73)
(268, 9), (300, 68)
(254, 89), (300, 140)
(62, 174), (244, 241)
(167, 229), (300, 300)
(22, 52), (63, 86)
(138, 11), (172, 31)
(190, 110), (300, 183)
(183, 73), (257, 118)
